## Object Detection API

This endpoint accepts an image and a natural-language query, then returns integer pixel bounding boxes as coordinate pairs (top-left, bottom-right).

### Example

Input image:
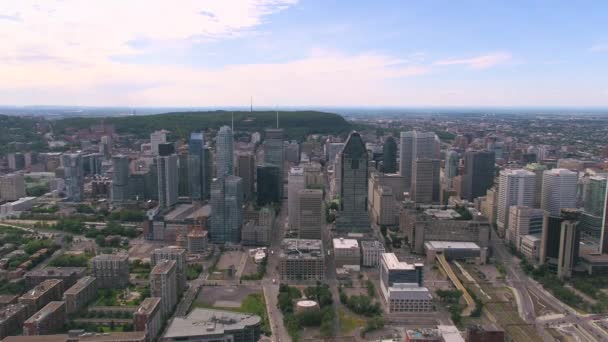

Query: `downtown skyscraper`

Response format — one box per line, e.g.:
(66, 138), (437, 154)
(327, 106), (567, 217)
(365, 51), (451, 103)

(336, 132), (370, 233)
(157, 143), (179, 209)
(188, 132), (211, 201)
(216, 126), (234, 177)
(210, 175), (243, 244)
(61, 152), (84, 202)
(462, 150), (495, 202)
(496, 169), (536, 236)
(111, 155), (130, 205)
(264, 128), (285, 198)
(399, 131), (440, 192)
(382, 136), (397, 173)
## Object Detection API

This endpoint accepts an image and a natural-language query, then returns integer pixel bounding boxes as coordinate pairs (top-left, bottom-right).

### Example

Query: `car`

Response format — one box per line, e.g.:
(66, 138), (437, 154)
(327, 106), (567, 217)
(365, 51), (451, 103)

(272, 278), (276, 284)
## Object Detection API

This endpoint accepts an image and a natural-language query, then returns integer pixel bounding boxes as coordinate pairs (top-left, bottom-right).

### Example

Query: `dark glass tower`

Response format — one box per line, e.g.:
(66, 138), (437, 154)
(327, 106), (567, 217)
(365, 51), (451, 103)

(382, 136), (397, 173)
(463, 150), (495, 201)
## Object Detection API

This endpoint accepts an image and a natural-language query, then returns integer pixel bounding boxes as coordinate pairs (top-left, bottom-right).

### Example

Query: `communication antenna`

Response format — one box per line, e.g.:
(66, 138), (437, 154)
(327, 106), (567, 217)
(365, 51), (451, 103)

(231, 112), (234, 132)
(250, 96), (253, 113)
(276, 109), (279, 128)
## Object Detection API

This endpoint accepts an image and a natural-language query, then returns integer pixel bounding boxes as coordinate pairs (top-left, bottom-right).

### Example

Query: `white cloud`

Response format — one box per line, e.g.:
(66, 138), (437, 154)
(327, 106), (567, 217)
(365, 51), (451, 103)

(0, 0), (297, 65)
(590, 44), (608, 52)
(434, 52), (512, 69)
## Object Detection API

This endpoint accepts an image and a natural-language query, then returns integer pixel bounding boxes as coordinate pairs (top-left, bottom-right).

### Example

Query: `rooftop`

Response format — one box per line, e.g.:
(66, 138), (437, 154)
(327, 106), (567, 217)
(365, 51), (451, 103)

(387, 284), (432, 300)
(20, 279), (62, 299)
(26, 267), (86, 277)
(25, 301), (65, 323)
(0, 304), (27, 323)
(361, 240), (384, 249)
(280, 239), (324, 260)
(381, 253), (420, 270)
(92, 254), (128, 262)
(425, 241), (480, 250)
(64, 276), (96, 295)
(163, 308), (261, 338)
(333, 238), (359, 249)
(135, 297), (161, 315)
(289, 166), (304, 176)
(151, 259), (176, 274)
(423, 208), (461, 220)
(2, 331), (147, 342)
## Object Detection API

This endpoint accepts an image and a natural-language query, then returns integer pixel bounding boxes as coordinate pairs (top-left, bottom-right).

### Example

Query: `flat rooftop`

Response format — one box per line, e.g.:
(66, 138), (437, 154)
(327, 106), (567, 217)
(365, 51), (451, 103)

(361, 240), (384, 249)
(381, 253), (419, 270)
(151, 259), (176, 274)
(280, 239), (323, 260)
(2, 331), (147, 342)
(163, 308), (261, 338)
(333, 238), (359, 249)
(92, 254), (128, 262)
(425, 241), (480, 250)
(64, 276), (96, 295)
(423, 208), (461, 220)
(20, 279), (62, 299)
(25, 301), (64, 323)
(26, 267), (86, 277)
(135, 297), (161, 315)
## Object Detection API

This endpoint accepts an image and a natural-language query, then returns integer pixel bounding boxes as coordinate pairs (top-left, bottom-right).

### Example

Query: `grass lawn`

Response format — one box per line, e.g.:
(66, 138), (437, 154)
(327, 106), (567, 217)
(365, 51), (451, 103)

(338, 308), (366, 335)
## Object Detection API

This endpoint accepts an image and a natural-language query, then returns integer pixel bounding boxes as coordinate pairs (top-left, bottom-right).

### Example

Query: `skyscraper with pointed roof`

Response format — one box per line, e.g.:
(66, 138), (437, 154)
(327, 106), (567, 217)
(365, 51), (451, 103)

(336, 132), (370, 233)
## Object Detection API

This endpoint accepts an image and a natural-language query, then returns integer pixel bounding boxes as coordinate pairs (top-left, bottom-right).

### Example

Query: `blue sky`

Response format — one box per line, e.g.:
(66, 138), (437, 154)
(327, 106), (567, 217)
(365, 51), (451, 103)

(1, 0), (607, 106)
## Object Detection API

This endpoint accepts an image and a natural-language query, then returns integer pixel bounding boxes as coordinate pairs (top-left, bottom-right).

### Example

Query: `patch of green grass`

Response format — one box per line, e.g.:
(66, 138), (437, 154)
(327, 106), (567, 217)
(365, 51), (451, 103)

(338, 308), (366, 335)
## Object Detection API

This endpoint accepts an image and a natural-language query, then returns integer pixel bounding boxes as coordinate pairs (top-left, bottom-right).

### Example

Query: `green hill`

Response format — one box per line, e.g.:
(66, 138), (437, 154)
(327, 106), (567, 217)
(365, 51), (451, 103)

(53, 110), (351, 141)
(0, 115), (47, 155)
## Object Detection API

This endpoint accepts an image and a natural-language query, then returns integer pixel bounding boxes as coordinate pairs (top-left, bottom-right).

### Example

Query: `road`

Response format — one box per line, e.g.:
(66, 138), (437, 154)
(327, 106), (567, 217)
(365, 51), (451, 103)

(262, 199), (291, 342)
(491, 230), (608, 341)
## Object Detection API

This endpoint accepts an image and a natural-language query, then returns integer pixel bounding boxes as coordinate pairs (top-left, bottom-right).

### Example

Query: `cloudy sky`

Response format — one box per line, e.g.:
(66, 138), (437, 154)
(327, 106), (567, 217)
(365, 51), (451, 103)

(1, 0), (607, 107)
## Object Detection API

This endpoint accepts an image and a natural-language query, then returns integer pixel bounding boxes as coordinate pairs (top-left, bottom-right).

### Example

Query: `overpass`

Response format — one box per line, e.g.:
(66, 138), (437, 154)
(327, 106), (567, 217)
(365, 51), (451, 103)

(435, 253), (476, 316)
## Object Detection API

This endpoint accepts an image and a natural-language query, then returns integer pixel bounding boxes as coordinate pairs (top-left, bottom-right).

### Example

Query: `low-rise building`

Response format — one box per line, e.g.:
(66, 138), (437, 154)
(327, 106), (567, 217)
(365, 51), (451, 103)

(424, 241), (487, 265)
(162, 308), (261, 342)
(520, 234), (541, 263)
(385, 283), (433, 313)
(18, 279), (63, 316)
(241, 220), (271, 246)
(405, 328), (441, 341)
(0, 304), (28, 339)
(279, 239), (324, 281)
(361, 240), (385, 267)
(186, 230), (208, 254)
(91, 254), (129, 289)
(3, 331), (146, 341)
(63, 276), (97, 314)
(24, 267), (86, 290)
(332, 238), (360, 269)
(134, 297), (162, 342)
(23, 301), (66, 336)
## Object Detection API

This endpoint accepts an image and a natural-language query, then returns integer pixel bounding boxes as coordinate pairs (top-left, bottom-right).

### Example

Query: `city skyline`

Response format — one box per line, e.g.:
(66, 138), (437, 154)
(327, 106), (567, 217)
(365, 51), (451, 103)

(2, 0), (608, 107)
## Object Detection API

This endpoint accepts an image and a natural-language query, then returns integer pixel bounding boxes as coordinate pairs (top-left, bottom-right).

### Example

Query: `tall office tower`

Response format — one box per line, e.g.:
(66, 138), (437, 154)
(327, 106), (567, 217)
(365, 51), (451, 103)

(150, 130), (167, 155)
(524, 163), (547, 208)
(336, 132), (370, 233)
(411, 158), (440, 204)
(235, 152), (255, 201)
(157, 143), (179, 209)
(579, 176), (608, 253)
(462, 150), (495, 202)
(256, 165), (281, 206)
(111, 155), (130, 205)
(99, 135), (112, 159)
(61, 152), (84, 202)
(507, 206), (545, 246)
(399, 131), (440, 191)
(496, 169), (536, 236)
(151, 247), (187, 292)
(298, 189), (323, 239)
(210, 175), (243, 244)
(82, 153), (103, 176)
(150, 260), (177, 318)
(326, 142), (345, 164)
(380, 253), (424, 290)
(541, 168), (579, 217)
(178, 150), (189, 197)
(0, 173), (26, 201)
(264, 128), (285, 196)
(188, 132), (212, 201)
(288, 167), (305, 230)
(216, 126), (234, 177)
(284, 141), (301, 163)
(444, 150), (460, 188)
(382, 136), (397, 173)
(539, 210), (581, 279)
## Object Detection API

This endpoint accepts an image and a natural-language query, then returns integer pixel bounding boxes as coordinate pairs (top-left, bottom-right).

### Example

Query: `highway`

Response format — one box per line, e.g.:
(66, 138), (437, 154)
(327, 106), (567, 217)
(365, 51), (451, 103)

(491, 230), (608, 341)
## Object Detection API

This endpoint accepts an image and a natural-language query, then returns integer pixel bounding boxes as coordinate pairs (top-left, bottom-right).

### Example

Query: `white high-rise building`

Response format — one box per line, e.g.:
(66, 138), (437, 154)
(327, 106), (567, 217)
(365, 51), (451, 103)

(541, 168), (579, 217)
(150, 130), (167, 155)
(216, 126), (234, 177)
(507, 206), (545, 247)
(62, 152), (84, 202)
(496, 169), (536, 236)
(288, 167), (305, 230)
(399, 131), (440, 192)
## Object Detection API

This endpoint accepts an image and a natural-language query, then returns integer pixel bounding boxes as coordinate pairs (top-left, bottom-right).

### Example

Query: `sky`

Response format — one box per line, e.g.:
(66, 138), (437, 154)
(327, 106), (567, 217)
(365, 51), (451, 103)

(1, 0), (608, 107)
